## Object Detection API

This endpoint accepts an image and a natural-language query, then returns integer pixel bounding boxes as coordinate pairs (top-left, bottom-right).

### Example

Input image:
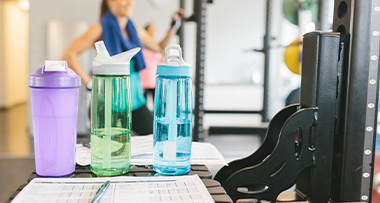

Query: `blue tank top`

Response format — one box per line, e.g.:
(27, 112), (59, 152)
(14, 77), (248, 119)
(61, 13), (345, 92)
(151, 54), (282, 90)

(130, 60), (146, 111)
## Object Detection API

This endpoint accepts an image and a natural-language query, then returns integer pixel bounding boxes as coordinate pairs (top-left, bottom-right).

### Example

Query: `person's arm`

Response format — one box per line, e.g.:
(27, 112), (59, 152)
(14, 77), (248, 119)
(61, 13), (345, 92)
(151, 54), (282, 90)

(61, 23), (102, 86)
(158, 28), (177, 50)
(137, 27), (176, 53)
(138, 9), (184, 53)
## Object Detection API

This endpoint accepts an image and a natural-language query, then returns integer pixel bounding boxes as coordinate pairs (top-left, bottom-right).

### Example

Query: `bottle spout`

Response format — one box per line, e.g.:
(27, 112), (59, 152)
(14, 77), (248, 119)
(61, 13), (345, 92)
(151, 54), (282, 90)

(94, 41), (140, 64)
(156, 44), (192, 77)
(94, 41), (110, 60)
(161, 44), (189, 67)
(92, 40), (141, 75)
(110, 47), (141, 64)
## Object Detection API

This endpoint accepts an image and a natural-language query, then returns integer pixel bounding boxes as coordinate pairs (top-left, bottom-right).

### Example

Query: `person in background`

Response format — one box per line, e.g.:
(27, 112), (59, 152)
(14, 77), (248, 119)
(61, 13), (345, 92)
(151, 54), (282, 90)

(139, 23), (163, 109)
(140, 17), (182, 109)
(62, 0), (183, 135)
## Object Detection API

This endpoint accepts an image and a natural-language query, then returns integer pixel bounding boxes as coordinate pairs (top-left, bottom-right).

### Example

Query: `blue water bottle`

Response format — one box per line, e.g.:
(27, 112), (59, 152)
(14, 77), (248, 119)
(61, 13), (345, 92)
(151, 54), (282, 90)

(153, 44), (193, 175)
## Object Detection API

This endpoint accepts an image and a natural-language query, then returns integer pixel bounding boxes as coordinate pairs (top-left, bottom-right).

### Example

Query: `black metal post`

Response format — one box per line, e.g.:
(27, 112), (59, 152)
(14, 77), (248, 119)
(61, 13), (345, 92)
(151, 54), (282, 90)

(262, 0), (273, 122)
(193, 0), (207, 141)
(179, 0), (185, 55)
(330, 0), (379, 202)
(295, 32), (341, 203)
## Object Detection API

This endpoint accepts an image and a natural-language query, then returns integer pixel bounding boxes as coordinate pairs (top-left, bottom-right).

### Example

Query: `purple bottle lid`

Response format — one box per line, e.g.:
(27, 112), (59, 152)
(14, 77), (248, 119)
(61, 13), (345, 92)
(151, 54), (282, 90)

(29, 60), (81, 88)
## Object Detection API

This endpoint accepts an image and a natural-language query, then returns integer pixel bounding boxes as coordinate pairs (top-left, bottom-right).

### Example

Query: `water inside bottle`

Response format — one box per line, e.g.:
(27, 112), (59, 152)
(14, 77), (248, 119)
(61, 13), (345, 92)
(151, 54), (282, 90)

(153, 118), (192, 175)
(91, 127), (131, 176)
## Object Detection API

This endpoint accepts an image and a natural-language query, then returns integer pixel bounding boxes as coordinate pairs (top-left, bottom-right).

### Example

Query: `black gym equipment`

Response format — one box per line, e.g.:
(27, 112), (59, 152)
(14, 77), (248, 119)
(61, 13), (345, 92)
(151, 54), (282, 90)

(192, 0), (208, 141)
(215, 31), (340, 202)
(215, 0), (380, 202)
(182, 0), (275, 141)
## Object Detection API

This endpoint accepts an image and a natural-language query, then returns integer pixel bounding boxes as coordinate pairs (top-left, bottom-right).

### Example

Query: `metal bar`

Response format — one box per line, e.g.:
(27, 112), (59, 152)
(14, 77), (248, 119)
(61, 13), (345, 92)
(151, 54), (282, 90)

(207, 127), (267, 137)
(262, 0), (274, 122)
(360, 1), (380, 201)
(331, 0), (379, 202)
(204, 110), (262, 114)
(316, 0), (331, 30)
(179, 0), (185, 55)
(331, 0), (355, 199)
(193, 0), (207, 141)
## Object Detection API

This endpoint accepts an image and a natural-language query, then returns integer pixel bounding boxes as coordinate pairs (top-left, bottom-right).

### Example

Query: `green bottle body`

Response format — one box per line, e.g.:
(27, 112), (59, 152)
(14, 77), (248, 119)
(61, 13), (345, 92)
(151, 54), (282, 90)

(90, 75), (131, 176)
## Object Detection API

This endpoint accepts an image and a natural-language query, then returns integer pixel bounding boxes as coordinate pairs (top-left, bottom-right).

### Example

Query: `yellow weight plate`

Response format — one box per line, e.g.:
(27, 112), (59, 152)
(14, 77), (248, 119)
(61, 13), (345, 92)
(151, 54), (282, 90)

(284, 39), (302, 75)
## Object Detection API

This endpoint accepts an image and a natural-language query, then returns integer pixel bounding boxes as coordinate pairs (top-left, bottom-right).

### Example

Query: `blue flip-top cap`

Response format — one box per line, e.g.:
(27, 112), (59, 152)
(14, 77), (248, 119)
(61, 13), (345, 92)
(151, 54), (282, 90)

(156, 44), (192, 77)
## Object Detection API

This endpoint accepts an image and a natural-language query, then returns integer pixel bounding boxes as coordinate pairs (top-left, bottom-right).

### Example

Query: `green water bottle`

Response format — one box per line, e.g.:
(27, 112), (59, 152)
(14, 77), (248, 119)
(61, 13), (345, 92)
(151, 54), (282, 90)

(90, 41), (140, 176)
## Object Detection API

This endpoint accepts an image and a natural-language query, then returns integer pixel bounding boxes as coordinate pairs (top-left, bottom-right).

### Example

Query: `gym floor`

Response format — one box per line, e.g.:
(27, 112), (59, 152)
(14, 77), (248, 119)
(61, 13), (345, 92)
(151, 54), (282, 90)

(0, 103), (262, 202)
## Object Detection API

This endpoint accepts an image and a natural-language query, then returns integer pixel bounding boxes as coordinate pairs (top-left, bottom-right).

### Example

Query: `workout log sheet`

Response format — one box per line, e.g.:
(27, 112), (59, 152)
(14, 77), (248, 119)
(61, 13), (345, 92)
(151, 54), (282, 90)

(11, 175), (214, 203)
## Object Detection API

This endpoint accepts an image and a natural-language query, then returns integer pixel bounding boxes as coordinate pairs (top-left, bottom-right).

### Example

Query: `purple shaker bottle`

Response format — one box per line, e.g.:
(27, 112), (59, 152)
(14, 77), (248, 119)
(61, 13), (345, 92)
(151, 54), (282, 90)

(28, 60), (81, 176)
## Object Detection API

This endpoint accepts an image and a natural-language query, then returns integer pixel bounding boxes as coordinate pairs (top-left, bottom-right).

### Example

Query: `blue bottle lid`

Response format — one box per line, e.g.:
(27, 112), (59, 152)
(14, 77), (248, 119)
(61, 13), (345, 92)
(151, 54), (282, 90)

(157, 44), (192, 77)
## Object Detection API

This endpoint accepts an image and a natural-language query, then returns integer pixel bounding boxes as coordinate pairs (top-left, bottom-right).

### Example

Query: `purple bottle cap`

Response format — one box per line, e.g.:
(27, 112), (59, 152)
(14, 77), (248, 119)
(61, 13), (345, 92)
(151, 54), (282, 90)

(29, 60), (81, 88)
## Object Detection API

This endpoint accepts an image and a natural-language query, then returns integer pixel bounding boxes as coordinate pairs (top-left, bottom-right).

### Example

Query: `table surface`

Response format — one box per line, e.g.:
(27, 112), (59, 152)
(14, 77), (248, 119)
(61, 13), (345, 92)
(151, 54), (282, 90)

(6, 164), (233, 203)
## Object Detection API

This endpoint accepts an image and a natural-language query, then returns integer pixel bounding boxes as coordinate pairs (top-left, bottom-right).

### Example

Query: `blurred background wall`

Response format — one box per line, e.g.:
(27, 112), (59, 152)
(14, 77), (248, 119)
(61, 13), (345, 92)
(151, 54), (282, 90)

(0, 0), (4, 108)
(0, 0), (309, 135)
(132, 0), (301, 128)
(29, 0), (101, 74)
(28, 0), (101, 135)
(0, 0), (29, 109)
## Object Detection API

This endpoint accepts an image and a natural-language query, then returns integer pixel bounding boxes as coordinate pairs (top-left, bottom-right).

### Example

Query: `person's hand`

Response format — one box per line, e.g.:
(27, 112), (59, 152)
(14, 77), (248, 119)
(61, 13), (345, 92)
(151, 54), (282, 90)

(174, 9), (184, 22)
(170, 9), (184, 31)
(86, 78), (92, 91)
(171, 17), (181, 31)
